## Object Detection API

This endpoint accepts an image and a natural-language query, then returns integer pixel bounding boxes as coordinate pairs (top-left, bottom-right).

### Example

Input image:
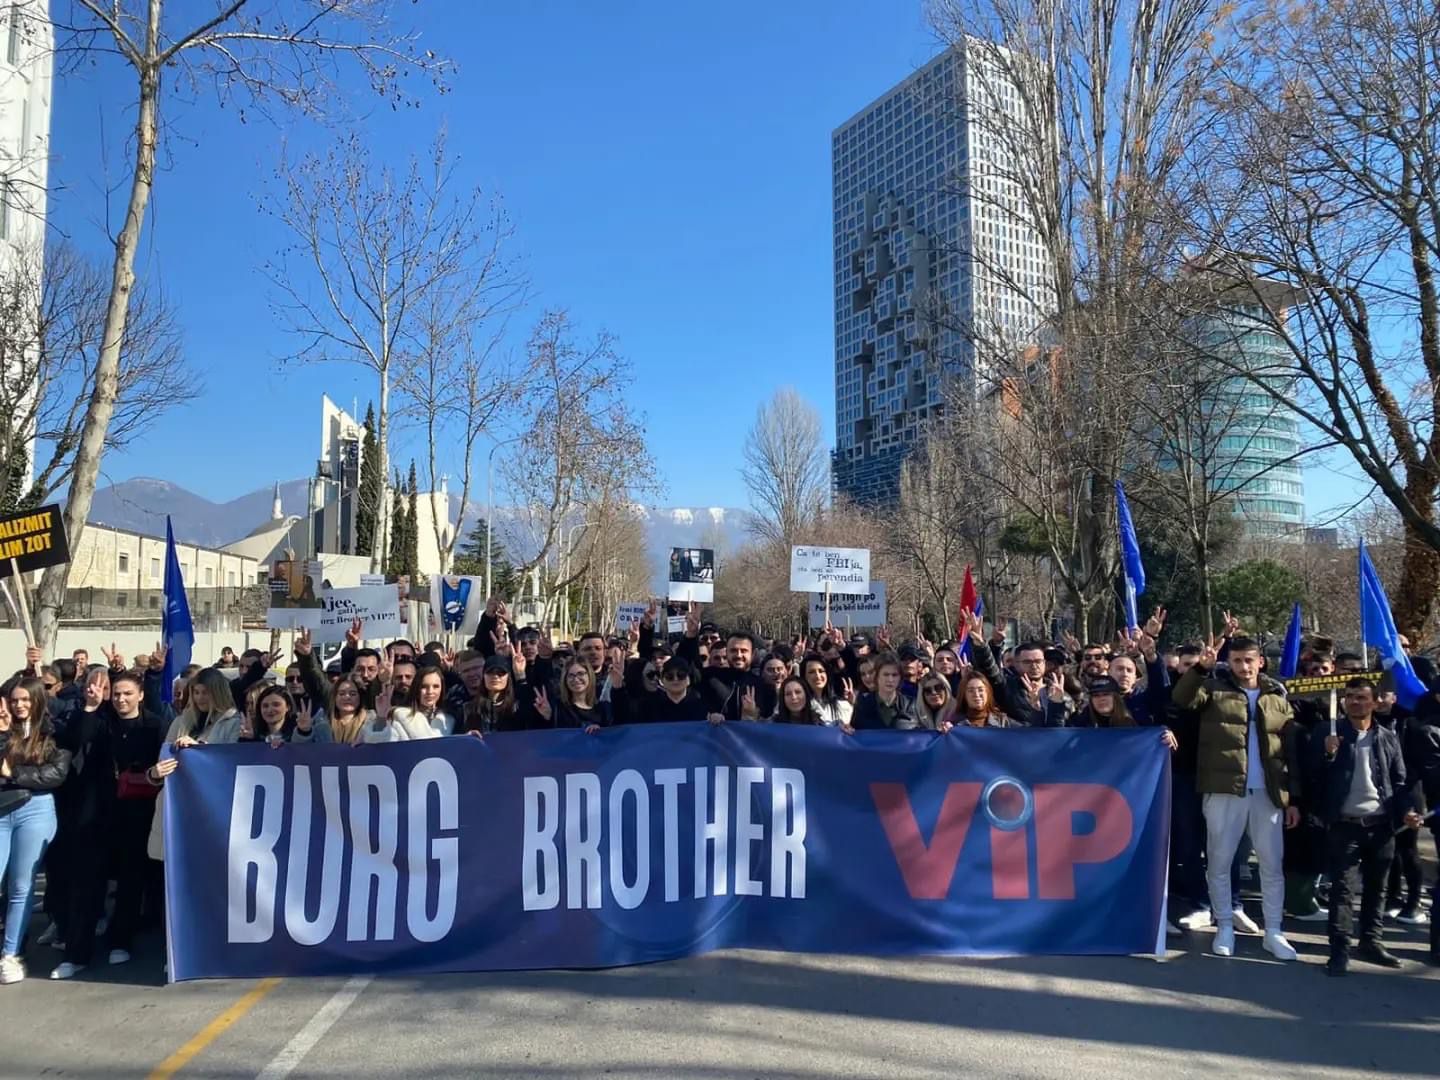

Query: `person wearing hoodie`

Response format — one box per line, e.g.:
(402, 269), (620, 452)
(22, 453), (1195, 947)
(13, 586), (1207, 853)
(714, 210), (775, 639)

(617, 658), (711, 724)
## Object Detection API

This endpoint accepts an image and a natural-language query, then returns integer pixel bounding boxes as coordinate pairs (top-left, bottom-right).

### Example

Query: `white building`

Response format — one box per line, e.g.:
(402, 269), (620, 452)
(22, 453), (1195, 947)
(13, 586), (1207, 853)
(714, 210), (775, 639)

(0, 0), (53, 493)
(831, 43), (1051, 502)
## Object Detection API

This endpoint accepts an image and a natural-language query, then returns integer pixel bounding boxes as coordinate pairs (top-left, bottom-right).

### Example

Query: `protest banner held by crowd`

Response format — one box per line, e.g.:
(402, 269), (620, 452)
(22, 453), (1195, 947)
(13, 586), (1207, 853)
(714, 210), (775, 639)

(2, 535), (1437, 986)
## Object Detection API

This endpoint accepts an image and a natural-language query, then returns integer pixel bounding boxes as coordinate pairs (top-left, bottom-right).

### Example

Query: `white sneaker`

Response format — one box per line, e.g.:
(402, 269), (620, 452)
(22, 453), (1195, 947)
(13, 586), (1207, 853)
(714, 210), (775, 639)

(1385, 906), (1402, 919)
(1179, 909), (1215, 931)
(1212, 924), (1236, 957)
(107, 949), (131, 966)
(49, 962), (86, 980)
(1232, 907), (1262, 935)
(1294, 907), (1330, 922)
(0, 955), (24, 985)
(1397, 910), (1429, 926)
(35, 924), (59, 947)
(1263, 932), (1298, 961)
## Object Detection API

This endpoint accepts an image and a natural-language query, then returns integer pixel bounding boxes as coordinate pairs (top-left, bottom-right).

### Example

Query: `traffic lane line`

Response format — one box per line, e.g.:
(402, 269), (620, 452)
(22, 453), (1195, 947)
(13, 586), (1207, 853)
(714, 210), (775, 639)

(146, 977), (284, 1080)
(256, 974), (374, 1079)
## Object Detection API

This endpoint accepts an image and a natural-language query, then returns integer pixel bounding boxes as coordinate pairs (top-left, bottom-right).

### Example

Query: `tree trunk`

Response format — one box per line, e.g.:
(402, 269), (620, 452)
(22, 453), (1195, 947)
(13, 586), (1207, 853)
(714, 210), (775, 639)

(1195, 534), (1215, 639)
(34, 53), (160, 651)
(373, 369), (391, 574)
(1395, 472), (1440, 644)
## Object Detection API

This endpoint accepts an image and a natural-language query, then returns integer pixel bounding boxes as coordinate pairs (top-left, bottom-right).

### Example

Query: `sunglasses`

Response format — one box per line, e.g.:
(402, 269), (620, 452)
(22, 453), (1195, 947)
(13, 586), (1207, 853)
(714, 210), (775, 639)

(661, 673), (689, 684)
(922, 685), (948, 696)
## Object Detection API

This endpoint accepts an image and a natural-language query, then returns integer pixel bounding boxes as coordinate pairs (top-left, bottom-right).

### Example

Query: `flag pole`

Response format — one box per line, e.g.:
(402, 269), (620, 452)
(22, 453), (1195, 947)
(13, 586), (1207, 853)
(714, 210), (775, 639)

(8, 559), (35, 644)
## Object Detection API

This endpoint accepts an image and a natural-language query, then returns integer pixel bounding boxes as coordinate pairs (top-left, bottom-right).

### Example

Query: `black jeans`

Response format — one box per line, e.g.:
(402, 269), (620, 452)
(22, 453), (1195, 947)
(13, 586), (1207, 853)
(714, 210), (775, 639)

(107, 800), (157, 953)
(1326, 819), (1395, 954)
(1385, 826), (1421, 914)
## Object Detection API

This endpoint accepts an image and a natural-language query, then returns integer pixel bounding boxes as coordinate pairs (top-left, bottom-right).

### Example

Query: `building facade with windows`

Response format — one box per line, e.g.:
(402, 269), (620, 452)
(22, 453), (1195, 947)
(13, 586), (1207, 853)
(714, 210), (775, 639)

(1194, 301), (1307, 537)
(831, 43), (1051, 503)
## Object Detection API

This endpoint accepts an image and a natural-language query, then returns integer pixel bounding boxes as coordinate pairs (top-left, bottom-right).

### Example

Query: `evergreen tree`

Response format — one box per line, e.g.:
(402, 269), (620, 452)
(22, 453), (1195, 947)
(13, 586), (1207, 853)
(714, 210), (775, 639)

(356, 403), (381, 557)
(404, 460), (421, 580)
(385, 466), (409, 578)
(451, 517), (520, 597)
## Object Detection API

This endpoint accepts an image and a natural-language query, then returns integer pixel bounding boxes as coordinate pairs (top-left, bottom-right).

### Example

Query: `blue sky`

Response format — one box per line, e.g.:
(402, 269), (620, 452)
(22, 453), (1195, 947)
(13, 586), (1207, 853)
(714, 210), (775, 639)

(48, 0), (1357, 518)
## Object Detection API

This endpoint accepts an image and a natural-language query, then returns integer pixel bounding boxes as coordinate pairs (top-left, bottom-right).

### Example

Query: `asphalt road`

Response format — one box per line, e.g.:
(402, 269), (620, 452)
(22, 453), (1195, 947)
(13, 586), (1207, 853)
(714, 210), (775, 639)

(2, 913), (1435, 1080)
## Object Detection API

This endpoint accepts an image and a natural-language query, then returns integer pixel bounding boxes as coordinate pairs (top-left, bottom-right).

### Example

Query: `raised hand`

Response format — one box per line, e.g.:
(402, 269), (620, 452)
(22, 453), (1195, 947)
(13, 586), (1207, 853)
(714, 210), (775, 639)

(963, 608), (986, 642)
(685, 601), (702, 637)
(1021, 671), (1044, 704)
(1062, 629), (1083, 654)
(642, 599), (658, 629)
(24, 645), (42, 672)
(877, 624), (893, 649)
(1143, 607), (1167, 640)
(345, 618), (363, 649)
(294, 628), (313, 657)
(492, 625), (513, 656)
(295, 701), (314, 734)
(534, 687), (553, 721)
(149, 643), (167, 671)
(740, 686), (759, 720)
(374, 686), (394, 720)
(1199, 634), (1221, 669)
(1045, 670), (1067, 703)
(609, 647), (627, 689)
(102, 642), (125, 670)
(536, 628), (554, 659)
(840, 677), (856, 704)
(511, 648), (527, 681)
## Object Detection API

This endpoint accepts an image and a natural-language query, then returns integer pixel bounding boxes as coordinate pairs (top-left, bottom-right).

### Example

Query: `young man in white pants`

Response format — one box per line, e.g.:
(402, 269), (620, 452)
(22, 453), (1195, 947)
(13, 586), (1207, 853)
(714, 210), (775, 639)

(1172, 634), (1300, 961)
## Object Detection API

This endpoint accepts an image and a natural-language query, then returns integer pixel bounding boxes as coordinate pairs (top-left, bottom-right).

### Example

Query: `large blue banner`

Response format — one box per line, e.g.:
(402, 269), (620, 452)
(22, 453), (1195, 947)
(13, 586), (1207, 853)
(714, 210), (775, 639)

(164, 724), (1171, 980)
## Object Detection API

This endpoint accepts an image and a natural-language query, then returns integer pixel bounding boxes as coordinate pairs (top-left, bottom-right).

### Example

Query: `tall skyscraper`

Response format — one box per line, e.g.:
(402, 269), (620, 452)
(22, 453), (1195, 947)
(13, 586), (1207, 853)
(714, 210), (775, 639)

(832, 43), (1050, 503)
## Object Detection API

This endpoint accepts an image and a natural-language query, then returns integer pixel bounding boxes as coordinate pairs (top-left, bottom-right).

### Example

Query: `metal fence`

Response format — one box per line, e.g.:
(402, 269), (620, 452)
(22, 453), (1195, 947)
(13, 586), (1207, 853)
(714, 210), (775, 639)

(0, 584), (272, 633)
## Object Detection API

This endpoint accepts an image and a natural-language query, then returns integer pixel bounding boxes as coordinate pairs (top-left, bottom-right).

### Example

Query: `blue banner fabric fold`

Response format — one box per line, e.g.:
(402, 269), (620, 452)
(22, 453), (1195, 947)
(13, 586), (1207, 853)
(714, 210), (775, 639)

(1279, 602), (1302, 680)
(163, 724), (1171, 980)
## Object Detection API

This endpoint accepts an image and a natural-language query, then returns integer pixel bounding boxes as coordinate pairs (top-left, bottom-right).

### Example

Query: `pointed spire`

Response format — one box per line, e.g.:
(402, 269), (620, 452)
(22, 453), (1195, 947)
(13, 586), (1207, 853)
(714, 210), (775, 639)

(271, 481), (283, 521)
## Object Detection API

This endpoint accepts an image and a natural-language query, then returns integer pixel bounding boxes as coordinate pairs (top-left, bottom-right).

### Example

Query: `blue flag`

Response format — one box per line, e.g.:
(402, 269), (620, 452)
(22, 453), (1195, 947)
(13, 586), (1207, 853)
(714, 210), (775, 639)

(1279, 602), (1302, 680)
(1358, 540), (1426, 709)
(1115, 481), (1145, 632)
(161, 516), (194, 704)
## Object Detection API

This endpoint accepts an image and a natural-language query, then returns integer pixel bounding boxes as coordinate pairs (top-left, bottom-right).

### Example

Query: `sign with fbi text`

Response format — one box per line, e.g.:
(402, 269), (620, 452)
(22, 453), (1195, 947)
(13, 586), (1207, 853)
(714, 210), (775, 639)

(0, 504), (70, 577)
(789, 546), (870, 594)
(163, 726), (1169, 980)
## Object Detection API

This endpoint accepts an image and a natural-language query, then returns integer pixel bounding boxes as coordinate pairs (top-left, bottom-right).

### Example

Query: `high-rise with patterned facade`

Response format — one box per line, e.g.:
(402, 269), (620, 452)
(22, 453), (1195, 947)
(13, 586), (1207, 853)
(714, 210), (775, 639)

(831, 43), (1050, 504)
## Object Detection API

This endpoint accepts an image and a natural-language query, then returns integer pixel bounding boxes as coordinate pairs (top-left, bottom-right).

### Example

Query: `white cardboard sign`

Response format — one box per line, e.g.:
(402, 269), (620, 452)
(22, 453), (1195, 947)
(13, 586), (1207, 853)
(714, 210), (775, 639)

(789, 545), (871, 594)
(616, 603), (649, 632)
(266, 585), (402, 643)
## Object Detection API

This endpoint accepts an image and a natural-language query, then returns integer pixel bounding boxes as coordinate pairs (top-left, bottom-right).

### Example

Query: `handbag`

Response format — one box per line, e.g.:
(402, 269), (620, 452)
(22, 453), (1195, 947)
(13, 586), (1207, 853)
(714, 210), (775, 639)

(116, 768), (160, 801)
(0, 787), (32, 817)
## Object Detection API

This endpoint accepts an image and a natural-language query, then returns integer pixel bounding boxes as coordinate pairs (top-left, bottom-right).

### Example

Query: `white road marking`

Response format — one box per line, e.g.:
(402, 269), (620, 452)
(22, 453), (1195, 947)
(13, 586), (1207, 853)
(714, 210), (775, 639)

(255, 975), (373, 1079)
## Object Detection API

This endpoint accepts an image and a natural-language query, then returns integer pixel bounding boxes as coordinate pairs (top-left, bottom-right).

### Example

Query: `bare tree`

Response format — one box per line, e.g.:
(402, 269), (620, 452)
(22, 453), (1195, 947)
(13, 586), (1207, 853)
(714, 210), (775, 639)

(390, 186), (529, 575)
(30, 0), (448, 650)
(926, 0), (1235, 636)
(501, 310), (658, 598)
(0, 242), (186, 511)
(264, 130), (483, 574)
(741, 387), (829, 551)
(1184, 0), (1440, 640)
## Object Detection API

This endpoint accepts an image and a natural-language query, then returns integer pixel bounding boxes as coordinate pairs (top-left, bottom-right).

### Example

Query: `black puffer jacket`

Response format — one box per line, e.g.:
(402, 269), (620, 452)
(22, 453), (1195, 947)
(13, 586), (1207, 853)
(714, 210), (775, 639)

(0, 728), (72, 792)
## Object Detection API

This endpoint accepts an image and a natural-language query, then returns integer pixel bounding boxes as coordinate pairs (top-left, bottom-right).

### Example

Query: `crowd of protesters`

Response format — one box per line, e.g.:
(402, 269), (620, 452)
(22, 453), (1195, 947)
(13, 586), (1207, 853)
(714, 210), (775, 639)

(1, 597), (1437, 984)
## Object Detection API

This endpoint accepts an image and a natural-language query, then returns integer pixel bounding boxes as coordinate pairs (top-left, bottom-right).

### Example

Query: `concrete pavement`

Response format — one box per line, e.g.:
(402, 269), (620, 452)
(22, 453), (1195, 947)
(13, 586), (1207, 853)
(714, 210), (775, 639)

(2, 916), (1435, 1079)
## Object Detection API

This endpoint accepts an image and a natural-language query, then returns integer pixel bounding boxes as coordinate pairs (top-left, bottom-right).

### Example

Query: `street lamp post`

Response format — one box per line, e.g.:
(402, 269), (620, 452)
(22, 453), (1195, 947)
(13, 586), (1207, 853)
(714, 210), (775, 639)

(484, 435), (525, 601)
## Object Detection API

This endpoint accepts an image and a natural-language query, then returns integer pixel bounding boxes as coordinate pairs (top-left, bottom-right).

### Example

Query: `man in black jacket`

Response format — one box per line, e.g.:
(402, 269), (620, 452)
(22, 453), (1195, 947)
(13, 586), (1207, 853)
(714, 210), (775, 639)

(1408, 683), (1440, 964)
(674, 607), (774, 722)
(1305, 678), (1422, 975)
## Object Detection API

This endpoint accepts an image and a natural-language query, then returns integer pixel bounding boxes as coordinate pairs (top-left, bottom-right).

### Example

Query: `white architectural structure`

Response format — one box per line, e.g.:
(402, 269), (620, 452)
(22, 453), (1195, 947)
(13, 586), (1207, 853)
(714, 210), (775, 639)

(0, 0), (53, 493)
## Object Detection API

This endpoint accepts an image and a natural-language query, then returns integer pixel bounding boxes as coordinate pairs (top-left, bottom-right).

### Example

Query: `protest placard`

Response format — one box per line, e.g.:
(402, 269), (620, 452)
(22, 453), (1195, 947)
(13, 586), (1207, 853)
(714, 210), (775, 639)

(789, 545), (870, 594)
(616, 603), (649, 632)
(808, 584), (886, 628)
(667, 547), (714, 602)
(667, 615), (688, 635)
(267, 584), (401, 643)
(0, 504), (69, 578)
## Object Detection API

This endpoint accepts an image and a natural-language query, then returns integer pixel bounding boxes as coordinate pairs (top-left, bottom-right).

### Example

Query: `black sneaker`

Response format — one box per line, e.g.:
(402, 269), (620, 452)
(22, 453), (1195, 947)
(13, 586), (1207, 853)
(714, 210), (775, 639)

(1356, 943), (1403, 968)
(1325, 954), (1348, 977)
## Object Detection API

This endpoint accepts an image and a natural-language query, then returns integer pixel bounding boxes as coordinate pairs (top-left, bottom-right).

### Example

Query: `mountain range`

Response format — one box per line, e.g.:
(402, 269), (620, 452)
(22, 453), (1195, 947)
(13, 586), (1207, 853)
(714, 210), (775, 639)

(87, 477), (752, 578)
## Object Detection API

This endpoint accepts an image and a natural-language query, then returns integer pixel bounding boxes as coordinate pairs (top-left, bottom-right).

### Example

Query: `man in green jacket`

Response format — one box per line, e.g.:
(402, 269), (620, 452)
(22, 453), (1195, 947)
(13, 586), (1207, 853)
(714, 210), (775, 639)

(1172, 635), (1301, 962)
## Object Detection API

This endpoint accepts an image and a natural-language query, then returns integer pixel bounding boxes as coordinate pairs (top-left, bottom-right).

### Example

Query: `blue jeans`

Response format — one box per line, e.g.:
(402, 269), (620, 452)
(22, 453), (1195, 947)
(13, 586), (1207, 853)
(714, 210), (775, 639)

(0, 793), (58, 957)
